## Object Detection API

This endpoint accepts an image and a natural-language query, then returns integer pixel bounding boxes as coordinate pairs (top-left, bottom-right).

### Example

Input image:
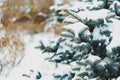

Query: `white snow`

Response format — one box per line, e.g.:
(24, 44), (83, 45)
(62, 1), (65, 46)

(117, 77), (120, 80)
(76, 9), (113, 22)
(92, 26), (103, 40)
(0, 32), (71, 80)
(87, 54), (101, 65)
(106, 18), (120, 53)
(63, 22), (89, 35)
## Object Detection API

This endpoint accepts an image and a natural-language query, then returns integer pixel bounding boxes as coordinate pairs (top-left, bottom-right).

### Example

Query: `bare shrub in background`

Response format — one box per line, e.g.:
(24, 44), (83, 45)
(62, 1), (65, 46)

(2, 0), (54, 20)
(0, 0), (54, 34)
(0, 33), (25, 76)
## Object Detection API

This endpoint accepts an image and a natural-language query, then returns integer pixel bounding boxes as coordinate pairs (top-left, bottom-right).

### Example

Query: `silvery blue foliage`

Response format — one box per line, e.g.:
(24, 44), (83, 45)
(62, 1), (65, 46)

(44, 0), (66, 31)
(109, 0), (120, 16)
(37, 0), (120, 80)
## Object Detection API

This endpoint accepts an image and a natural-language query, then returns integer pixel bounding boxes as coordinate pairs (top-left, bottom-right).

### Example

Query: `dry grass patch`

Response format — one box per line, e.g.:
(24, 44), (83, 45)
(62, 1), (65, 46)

(3, 21), (46, 35)
(0, 32), (25, 76)
(0, 0), (54, 34)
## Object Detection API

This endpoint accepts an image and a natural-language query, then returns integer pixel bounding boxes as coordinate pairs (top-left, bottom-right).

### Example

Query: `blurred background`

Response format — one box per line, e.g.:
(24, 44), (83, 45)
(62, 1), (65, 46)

(0, 0), (54, 34)
(0, 0), (68, 79)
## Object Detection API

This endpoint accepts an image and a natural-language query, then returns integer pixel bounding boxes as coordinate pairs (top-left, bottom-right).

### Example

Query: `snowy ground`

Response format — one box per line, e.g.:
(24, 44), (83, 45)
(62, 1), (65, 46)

(0, 32), (71, 80)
